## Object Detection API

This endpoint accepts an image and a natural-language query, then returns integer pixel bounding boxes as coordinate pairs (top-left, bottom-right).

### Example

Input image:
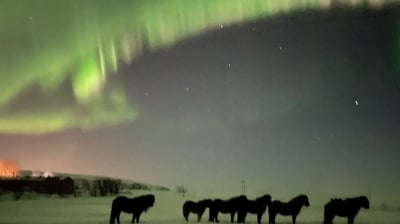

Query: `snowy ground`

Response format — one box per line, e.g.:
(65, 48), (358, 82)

(0, 191), (399, 224)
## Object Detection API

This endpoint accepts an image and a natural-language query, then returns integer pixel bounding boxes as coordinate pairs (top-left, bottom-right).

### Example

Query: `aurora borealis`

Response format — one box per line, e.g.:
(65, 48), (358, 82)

(1, 0), (400, 208)
(0, 0), (395, 133)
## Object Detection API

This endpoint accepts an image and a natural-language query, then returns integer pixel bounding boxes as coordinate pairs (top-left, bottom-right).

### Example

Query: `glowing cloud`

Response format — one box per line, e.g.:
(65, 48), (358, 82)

(0, 0), (394, 134)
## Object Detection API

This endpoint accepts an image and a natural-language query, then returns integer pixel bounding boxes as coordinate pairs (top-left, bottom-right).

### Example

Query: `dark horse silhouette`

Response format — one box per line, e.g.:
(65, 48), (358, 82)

(242, 194), (272, 224)
(268, 194), (309, 224)
(323, 196), (369, 224)
(109, 194), (155, 224)
(182, 199), (213, 222)
(209, 195), (248, 223)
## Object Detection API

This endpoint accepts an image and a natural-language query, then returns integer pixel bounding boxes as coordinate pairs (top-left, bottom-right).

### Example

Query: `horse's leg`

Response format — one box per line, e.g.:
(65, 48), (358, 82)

(292, 214), (297, 224)
(324, 213), (334, 224)
(109, 208), (115, 224)
(348, 216), (355, 224)
(329, 215), (335, 224)
(239, 211), (247, 223)
(237, 212), (242, 223)
(115, 210), (121, 224)
(131, 213), (135, 223)
(111, 209), (121, 224)
(230, 212), (235, 223)
(209, 211), (213, 222)
(209, 208), (214, 222)
(257, 213), (262, 224)
(183, 209), (189, 222)
(268, 212), (275, 224)
(116, 212), (120, 224)
(324, 206), (335, 224)
(109, 210), (115, 224)
(197, 212), (202, 222)
(237, 211), (241, 223)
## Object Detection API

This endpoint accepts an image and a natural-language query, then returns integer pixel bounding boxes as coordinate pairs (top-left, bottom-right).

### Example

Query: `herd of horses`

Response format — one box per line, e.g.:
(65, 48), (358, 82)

(109, 193), (370, 224)
(183, 195), (369, 224)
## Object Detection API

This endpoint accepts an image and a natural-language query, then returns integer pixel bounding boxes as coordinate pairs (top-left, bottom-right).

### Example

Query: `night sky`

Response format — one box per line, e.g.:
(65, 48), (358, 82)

(1, 1), (400, 206)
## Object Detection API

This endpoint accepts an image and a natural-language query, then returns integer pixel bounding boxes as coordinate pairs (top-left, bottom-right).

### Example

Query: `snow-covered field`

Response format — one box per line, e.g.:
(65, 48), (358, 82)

(0, 191), (399, 224)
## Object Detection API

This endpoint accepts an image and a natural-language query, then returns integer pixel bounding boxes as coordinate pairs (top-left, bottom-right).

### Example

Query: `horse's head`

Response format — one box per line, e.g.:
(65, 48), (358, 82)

(289, 194), (309, 207)
(359, 196), (370, 209)
(257, 194), (272, 205)
(299, 194), (310, 207)
(144, 194), (155, 209)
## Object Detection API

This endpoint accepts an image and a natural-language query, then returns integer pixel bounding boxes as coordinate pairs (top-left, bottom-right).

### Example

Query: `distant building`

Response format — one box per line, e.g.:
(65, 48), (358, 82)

(0, 160), (19, 177)
(31, 170), (54, 178)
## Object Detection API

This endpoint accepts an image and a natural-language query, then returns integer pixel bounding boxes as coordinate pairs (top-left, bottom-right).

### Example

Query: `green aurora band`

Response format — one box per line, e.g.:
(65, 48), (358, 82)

(0, 0), (397, 134)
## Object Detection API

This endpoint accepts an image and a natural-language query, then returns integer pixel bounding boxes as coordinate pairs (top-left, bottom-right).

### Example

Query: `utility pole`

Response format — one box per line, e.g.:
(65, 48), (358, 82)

(368, 183), (371, 202)
(241, 180), (246, 194)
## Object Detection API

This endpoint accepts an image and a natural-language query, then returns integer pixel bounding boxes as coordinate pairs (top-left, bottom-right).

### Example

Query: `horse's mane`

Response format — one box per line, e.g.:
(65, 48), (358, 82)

(198, 199), (212, 206)
(347, 196), (369, 206)
(332, 196), (368, 202)
(329, 196), (369, 209)
(213, 198), (223, 203)
(352, 196), (368, 201)
(289, 194), (308, 203)
(256, 194), (271, 203)
(135, 194), (155, 202)
(232, 195), (247, 200)
(134, 194), (155, 211)
(330, 198), (343, 203)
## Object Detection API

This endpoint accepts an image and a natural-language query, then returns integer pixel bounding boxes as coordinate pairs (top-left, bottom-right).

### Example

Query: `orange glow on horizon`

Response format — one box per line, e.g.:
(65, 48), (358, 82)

(0, 160), (19, 177)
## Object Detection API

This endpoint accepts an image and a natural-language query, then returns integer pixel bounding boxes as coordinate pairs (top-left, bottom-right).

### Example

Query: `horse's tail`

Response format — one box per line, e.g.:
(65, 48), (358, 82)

(109, 200), (117, 224)
(208, 203), (214, 222)
(109, 206), (114, 224)
(323, 203), (331, 224)
(182, 203), (189, 222)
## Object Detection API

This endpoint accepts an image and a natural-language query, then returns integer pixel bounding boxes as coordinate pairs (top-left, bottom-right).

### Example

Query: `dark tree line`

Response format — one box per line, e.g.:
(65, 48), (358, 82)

(2, 177), (169, 200)
(91, 178), (122, 197)
(0, 177), (74, 200)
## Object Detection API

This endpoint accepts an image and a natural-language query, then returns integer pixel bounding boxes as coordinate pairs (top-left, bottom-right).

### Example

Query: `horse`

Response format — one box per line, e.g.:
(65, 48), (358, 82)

(323, 196), (369, 224)
(209, 195), (248, 223)
(242, 194), (272, 224)
(182, 199), (213, 222)
(109, 194), (155, 224)
(268, 194), (309, 224)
